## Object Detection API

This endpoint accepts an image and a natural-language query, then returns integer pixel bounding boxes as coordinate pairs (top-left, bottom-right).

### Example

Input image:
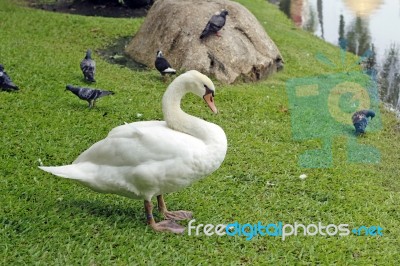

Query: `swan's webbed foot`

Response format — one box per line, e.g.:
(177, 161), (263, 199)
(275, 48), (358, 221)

(150, 219), (185, 234)
(157, 195), (193, 221)
(144, 199), (186, 234)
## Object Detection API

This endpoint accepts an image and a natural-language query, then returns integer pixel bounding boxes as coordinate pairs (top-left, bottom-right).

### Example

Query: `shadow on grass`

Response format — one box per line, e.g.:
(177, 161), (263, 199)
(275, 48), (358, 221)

(65, 101), (113, 111)
(57, 199), (146, 224)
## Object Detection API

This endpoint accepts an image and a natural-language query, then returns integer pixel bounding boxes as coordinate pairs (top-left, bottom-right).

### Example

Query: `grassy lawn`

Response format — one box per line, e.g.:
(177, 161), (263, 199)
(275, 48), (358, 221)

(1, 0), (400, 264)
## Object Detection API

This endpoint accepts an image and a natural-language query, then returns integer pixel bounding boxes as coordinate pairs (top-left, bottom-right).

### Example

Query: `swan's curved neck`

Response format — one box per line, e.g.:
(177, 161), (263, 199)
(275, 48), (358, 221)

(162, 81), (214, 143)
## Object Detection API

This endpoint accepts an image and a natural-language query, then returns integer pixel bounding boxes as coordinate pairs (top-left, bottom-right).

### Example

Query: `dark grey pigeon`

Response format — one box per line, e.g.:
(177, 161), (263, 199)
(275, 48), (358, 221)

(0, 64), (19, 91)
(66, 84), (114, 108)
(155, 51), (176, 77)
(352, 110), (375, 135)
(200, 10), (229, 39)
(80, 49), (96, 82)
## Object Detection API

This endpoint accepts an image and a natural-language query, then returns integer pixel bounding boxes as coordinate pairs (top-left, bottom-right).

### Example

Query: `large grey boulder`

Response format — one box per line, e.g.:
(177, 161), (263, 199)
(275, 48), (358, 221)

(125, 0), (283, 84)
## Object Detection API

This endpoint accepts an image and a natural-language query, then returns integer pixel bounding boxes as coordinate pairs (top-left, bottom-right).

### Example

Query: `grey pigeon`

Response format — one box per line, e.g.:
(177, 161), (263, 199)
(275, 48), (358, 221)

(66, 84), (114, 108)
(155, 51), (176, 77)
(352, 110), (375, 135)
(200, 10), (229, 39)
(0, 64), (19, 91)
(80, 49), (96, 82)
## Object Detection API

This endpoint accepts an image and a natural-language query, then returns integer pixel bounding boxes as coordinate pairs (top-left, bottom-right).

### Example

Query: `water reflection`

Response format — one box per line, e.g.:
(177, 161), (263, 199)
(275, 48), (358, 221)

(268, 0), (400, 111)
(380, 45), (400, 109)
(303, 5), (317, 33)
(343, 0), (383, 18)
(317, 0), (324, 39)
(345, 16), (371, 56)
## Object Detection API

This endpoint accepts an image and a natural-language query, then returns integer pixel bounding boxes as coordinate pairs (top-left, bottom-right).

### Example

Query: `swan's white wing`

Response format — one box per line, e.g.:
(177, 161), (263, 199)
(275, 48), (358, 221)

(106, 122), (146, 139)
(73, 121), (206, 167)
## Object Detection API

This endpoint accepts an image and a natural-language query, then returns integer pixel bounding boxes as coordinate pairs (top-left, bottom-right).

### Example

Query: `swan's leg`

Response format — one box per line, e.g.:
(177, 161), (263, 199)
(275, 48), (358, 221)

(144, 200), (185, 234)
(157, 195), (193, 221)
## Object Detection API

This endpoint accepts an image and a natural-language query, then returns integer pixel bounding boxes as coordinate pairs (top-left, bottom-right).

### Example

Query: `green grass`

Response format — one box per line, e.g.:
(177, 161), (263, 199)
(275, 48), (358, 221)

(1, 0), (400, 264)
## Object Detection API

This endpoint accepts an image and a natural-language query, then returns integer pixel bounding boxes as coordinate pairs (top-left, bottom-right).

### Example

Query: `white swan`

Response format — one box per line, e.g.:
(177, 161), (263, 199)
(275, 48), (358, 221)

(39, 70), (227, 233)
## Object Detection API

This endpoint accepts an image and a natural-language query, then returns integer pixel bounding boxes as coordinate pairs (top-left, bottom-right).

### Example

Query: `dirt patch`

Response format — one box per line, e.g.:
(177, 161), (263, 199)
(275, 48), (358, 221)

(97, 36), (148, 70)
(27, 0), (150, 18)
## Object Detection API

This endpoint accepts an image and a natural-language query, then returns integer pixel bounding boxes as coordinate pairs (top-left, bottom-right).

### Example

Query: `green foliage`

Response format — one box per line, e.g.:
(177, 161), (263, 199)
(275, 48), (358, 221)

(1, 0), (400, 264)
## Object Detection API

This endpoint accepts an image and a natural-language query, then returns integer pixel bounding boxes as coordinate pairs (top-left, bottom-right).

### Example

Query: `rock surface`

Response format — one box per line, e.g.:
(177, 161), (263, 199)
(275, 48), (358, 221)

(125, 0), (283, 84)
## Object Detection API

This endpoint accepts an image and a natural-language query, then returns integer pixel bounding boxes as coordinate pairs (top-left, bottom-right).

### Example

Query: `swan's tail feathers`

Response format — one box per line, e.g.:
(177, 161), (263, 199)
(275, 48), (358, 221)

(39, 165), (88, 180)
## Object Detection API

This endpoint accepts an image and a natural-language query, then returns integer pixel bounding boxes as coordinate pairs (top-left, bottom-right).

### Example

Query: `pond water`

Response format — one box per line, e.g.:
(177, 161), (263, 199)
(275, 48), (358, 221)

(269, 0), (400, 111)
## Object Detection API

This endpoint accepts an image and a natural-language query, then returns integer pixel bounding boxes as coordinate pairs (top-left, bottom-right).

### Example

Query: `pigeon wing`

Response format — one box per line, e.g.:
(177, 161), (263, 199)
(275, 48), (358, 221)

(155, 57), (176, 74)
(200, 14), (226, 39)
(209, 14), (226, 31)
(352, 113), (364, 124)
(155, 57), (171, 72)
(77, 87), (96, 100)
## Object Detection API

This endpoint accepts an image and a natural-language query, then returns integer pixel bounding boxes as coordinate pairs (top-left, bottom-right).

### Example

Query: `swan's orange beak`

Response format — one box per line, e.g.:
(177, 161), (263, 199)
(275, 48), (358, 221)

(203, 92), (218, 114)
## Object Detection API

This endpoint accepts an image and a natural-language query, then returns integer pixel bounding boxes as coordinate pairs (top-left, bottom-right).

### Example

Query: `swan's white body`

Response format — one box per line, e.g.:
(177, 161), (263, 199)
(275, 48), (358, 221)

(39, 70), (227, 203)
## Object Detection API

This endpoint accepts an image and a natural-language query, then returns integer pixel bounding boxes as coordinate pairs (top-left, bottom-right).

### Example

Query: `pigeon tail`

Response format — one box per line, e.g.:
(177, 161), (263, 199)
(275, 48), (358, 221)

(97, 90), (115, 98)
(0, 82), (19, 91)
(200, 31), (210, 40)
(7, 84), (19, 91)
(200, 24), (214, 39)
(162, 68), (177, 74)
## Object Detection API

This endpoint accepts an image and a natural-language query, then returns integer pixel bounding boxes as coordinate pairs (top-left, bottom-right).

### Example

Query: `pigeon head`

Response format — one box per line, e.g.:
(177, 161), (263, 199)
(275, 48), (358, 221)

(66, 84), (74, 91)
(365, 110), (376, 119)
(220, 10), (229, 17)
(85, 49), (92, 59)
(156, 51), (163, 58)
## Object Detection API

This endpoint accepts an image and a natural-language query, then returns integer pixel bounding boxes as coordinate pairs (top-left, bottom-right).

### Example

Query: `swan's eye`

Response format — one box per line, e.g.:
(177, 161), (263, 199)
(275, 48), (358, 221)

(204, 85), (214, 97)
